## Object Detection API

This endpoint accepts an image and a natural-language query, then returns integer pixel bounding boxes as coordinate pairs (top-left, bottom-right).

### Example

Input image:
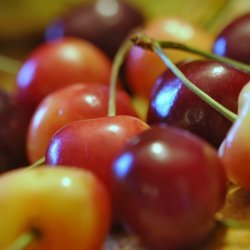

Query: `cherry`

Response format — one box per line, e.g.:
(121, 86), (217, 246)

(0, 167), (111, 250)
(45, 115), (149, 190)
(147, 59), (250, 148)
(212, 12), (250, 64)
(45, 0), (145, 58)
(0, 89), (29, 173)
(125, 16), (213, 98)
(15, 37), (112, 112)
(27, 83), (139, 163)
(111, 126), (226, 250)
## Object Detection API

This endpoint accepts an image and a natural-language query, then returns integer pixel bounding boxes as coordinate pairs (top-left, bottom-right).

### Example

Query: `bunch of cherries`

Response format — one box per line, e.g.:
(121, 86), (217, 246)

(0, 1), (250, 249)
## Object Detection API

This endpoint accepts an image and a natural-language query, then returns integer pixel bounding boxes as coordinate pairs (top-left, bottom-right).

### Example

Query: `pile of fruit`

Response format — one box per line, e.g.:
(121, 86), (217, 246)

(0, 0), (250, 249)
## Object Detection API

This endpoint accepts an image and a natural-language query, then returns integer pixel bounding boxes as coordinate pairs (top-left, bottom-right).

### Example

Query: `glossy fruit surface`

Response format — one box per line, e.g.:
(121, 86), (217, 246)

(212, 13), (250, 64)
(219, 81), (250, 188)
(147, 60), (250, 148)
(46, 115), (150, 189)
(16, 37), (112, 112)
(0, 166), (111, 250)
(0, 89), (29, 172)
(45, 0), (144, 58)
(125, 16), (213, 98)
(111, 126), (227, 250)
(27, 83), (138, 163)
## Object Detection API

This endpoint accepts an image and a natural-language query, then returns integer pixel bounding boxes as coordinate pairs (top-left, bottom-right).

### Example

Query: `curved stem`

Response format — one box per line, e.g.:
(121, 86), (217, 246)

(108, 40), (133, 116)
(131, 34), (237, 122)
(131, 33), (250, 73)
(0, 55), (21, 75)
(6, 229), (40, 250)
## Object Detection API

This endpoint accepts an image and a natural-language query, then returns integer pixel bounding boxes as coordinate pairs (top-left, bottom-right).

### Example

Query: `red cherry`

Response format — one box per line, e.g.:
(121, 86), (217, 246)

(27, 83), (139, 163)
(45, 115), (150, 190)
(111, 126), (226, 249)
(16, 37), (112, 112)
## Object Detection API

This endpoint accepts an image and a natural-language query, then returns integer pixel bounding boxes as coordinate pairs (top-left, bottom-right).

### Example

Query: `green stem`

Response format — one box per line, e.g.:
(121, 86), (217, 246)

(6, 230), (40, 250)
(215, 212), (250, 228)
(0, 55), (21, 75)
(108, 40), (133, 117)
(25, 157), (45, 171)
(131, 33), (250, 73)
(131, 34), (237, 122)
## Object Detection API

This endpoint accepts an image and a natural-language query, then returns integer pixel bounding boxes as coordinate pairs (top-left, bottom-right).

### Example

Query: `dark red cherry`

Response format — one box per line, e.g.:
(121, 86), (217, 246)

(45, 0), (145, 58)
(111, 126), (226, 250)
(212, 13), (250, 64)
(147, 60), (250, 148)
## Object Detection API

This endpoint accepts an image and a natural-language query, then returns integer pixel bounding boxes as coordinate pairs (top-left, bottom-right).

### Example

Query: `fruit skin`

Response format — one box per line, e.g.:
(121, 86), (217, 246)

(26, 83), (138, 163)
(147, 60), (250, 148)
(219, 81), (250, 188)
(45, 115), (150, 190)
(0, 166), (111, 250)
(212, 13), (250, 64)
(16, 37), (112, 112)
(111, 126), (227, 250)
(45, 0), (144, 58)
(125, 16), (213, 98)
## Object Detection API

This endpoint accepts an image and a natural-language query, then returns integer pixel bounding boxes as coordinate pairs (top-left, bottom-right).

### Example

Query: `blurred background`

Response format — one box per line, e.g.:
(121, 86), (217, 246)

(0, 0), (249, 89)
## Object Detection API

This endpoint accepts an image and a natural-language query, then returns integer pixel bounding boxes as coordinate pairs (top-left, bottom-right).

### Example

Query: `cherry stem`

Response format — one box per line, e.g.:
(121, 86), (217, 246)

(0, 54), (21, 75)
(131, 33), (250, 74)
(215, 212), (250, 228)
(108, 40), (133, 117)
(6, 229), (40, 250)
(25, 157), (45, 171)
(131, 33), (238, 122)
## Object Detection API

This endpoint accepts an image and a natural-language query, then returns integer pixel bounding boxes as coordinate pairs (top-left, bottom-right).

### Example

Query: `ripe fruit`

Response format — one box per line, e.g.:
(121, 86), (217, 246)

(111, 126), (227, 250)
(212, 12), (250, 64)
(125, 16), (213, 98)
(219, 81), (250, 189)
(45, 0), (145, 58)
(46, 115), (150, 189)
(15, 37), (112, 112)
(0, 167), (111, 250)
(147, 60), (250, 148)
(26, 83), (138, 163)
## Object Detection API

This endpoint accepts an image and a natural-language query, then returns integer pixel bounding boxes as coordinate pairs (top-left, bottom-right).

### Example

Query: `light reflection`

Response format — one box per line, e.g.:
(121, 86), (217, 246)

(152, 83), (180, 118)
(62, 177), (72, 187)
(163, 20), (194, 40)
(84, 95), (99, 106)
(213, 37), (226, 56)
(114, 153), (133, 179)
(107, 124), (120, 133)
(17, 60), (36, 88)
(212, 65), (225, 76)
(96, 0), (119, 17)
(61, 46), (81, 61)
(45, 20), (64, 41)
(32, 105), (48, 130)
(150, 142), (169, 160)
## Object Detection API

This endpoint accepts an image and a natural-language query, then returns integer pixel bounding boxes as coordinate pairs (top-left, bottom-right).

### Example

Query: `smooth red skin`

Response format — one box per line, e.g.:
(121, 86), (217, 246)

(111, 126), (227, 250)
(212, 13), (250, 64)
(45, 115), (150, 190)
(16, 37), (112, 112)
(147, 60), (250, 148)
(27, 83), (138, 163)
(45, 0), (144, 58)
